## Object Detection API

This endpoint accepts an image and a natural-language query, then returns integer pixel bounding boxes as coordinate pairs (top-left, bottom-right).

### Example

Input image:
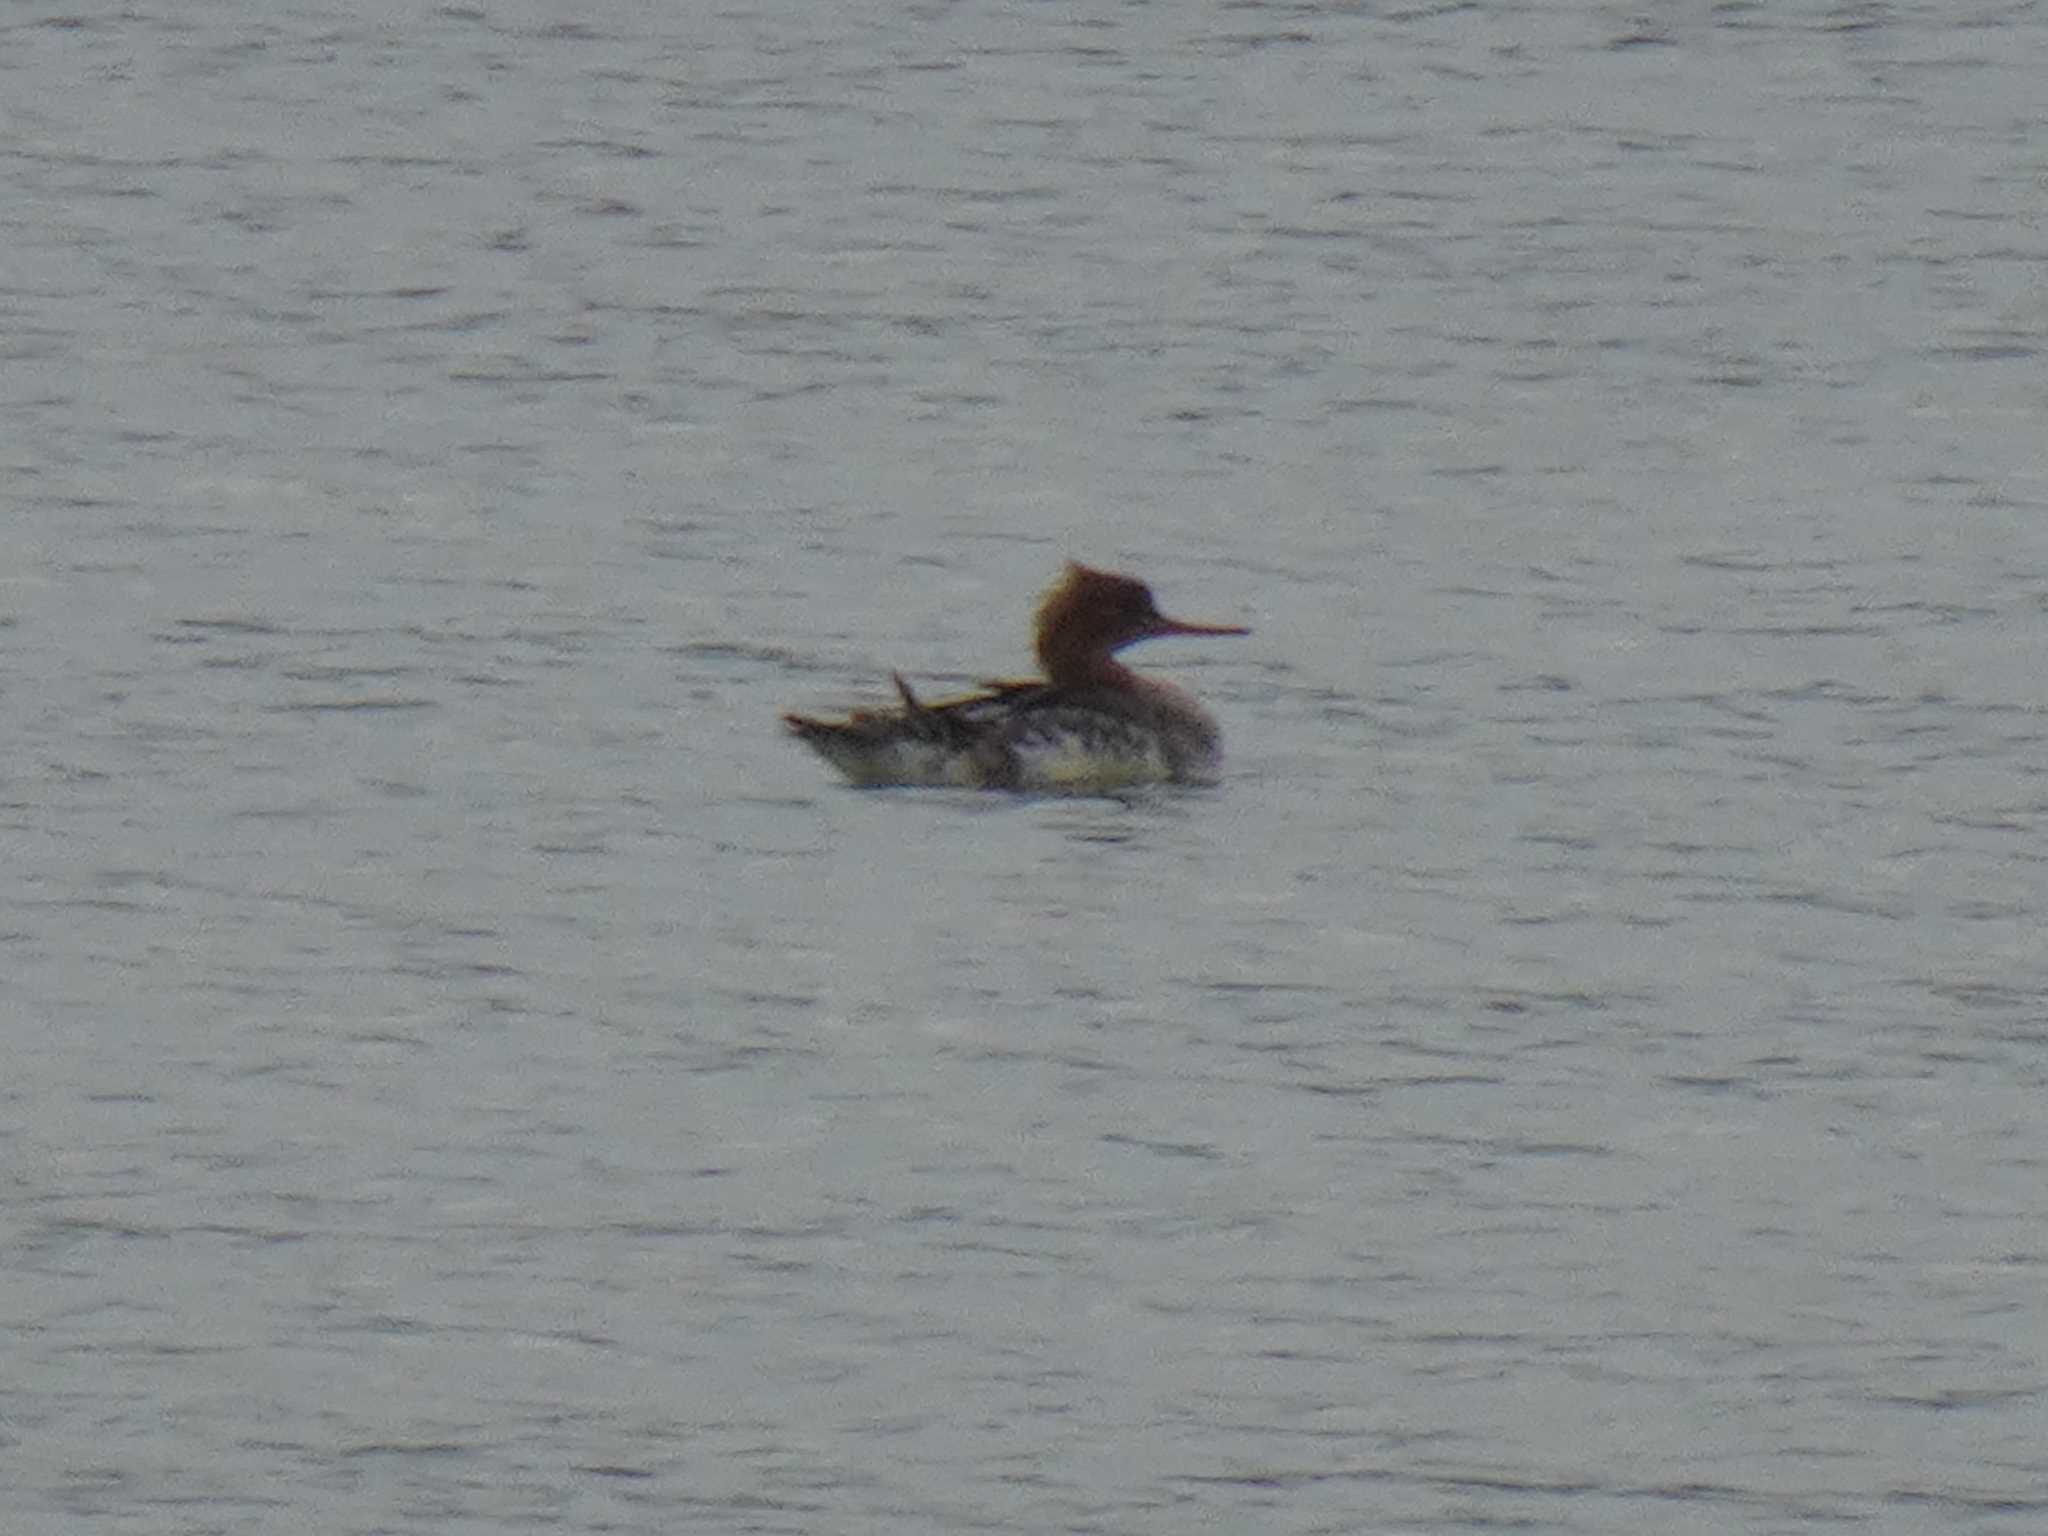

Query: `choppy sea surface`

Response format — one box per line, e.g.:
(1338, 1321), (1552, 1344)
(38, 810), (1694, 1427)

(6, 3), (2047, 1531)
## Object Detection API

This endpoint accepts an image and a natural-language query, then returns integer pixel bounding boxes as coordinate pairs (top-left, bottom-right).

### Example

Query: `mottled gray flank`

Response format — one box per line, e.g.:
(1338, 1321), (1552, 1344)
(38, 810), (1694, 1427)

(5, 1), (2047, 1532)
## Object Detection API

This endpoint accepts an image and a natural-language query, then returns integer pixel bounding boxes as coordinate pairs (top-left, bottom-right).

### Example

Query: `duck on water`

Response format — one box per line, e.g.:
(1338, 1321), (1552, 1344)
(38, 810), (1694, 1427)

(784, 562), (1249, 791)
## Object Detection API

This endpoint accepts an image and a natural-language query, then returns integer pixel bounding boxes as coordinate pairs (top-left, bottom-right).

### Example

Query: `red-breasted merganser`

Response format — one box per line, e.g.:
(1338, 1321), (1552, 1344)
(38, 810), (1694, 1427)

(784, 562), (1249, 791)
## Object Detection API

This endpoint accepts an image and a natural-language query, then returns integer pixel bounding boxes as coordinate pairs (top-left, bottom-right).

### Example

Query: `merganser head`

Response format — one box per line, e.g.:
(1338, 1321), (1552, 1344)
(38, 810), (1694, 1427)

(1034, 562), (1249, 682)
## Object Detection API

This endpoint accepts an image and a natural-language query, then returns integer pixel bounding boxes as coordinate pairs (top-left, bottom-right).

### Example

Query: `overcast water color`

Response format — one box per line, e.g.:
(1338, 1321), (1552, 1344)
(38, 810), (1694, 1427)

(4, 2), (2047, 1532)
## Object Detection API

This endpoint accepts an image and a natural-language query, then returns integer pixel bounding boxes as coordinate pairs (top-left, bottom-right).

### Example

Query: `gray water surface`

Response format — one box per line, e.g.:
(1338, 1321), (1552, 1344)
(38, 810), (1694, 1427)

(5, 3), (2047, 1532)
